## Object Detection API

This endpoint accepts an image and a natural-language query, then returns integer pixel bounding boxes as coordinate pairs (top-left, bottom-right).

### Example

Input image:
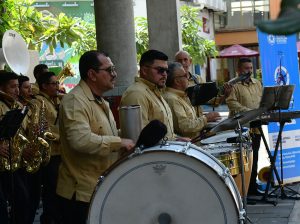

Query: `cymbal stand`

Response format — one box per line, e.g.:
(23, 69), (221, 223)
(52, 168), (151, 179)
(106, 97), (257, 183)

(236, 120), (252, 224)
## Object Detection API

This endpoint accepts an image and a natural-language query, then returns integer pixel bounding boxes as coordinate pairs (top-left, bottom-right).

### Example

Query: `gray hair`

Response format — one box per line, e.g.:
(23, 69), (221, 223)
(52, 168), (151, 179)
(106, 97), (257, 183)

(166, 62), (183, 87)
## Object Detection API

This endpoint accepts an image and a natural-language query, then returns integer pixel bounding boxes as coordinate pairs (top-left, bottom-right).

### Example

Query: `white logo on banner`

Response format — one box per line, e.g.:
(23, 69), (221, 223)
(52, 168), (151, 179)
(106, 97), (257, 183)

(274, 66), (290, 85)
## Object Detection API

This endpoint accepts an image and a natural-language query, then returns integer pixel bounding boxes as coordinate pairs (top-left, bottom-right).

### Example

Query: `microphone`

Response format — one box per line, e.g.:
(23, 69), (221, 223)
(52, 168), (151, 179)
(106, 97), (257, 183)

(135, 119), (167, 149)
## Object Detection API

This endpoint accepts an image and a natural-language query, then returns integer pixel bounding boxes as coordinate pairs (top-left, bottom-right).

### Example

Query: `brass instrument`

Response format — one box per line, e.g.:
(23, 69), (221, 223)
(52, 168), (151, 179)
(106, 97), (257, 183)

(39, 100), (56, 166)
(22, 100), (55, 173)
(258, 166), (271, 183)
(0, 91), (29, 171)
(56, 62), (75, 84)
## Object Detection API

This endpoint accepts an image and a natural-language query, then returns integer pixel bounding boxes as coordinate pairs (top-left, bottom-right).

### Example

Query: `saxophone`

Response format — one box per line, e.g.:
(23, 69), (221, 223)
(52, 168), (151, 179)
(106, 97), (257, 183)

(0, 91), (29, 172)
(39, 100), (56, 166)
(22, 100), (55, 173)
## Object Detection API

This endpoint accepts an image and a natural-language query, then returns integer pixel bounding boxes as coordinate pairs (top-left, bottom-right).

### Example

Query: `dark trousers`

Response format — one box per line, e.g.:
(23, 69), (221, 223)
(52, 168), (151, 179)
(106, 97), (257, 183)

(0, 178), (8, 224)
(26, 170), (42, 224)
(40, 155), (61, 224)
(249, 133), (262, 193)
(57, 194), (89, 224)
(0, 170), (31, 224)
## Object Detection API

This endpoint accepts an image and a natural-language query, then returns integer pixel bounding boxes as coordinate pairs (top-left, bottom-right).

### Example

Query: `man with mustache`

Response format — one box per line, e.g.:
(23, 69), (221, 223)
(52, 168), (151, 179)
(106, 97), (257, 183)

(56, 51), (134, 224)
(120, 50), (177, 140)
(226, 57), (263, 196)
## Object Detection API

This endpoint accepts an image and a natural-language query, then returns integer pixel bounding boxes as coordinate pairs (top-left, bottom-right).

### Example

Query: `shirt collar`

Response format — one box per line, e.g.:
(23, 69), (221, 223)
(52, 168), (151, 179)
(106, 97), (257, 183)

(166, 87), (186, 97)
(135, 77), (164, 92)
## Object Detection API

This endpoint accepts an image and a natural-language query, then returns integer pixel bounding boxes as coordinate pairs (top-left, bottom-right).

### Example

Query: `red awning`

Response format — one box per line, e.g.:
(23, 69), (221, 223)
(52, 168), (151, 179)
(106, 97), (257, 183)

(218, 44), (259, 58)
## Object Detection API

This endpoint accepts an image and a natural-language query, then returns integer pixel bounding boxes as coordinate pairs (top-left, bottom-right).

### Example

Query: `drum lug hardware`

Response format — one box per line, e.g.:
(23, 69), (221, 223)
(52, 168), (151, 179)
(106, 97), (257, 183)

(180, 142), (192, 153)
(221, 168), (231, 180)
(239, 209), (246, 223)
(133, 147), (143, 155)
(98, 176), (105, 184)
(159, 137), (168, 147)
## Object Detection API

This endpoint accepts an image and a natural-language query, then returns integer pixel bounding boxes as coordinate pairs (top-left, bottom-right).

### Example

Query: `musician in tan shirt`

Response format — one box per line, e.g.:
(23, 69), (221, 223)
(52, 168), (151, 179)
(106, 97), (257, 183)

(30, 71), (62, 223)
(0, 71), (30, 224)
(164, 62), (220, 139)
(56, 51), (134, 224)
(226, 57), (263, 195)
(120, 50), (176, 140)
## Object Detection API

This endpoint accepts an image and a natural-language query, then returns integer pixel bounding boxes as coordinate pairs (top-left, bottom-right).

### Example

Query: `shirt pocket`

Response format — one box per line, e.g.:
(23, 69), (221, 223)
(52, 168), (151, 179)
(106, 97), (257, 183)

(90, 121), (103, 135)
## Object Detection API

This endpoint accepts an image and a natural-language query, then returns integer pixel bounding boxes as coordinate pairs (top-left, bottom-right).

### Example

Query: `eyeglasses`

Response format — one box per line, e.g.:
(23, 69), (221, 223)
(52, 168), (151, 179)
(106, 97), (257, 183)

(47, 81), (60, 85)
(175, 74), (189, 79)
(146, 66), (169, 75)
(95, 66), (116, 75)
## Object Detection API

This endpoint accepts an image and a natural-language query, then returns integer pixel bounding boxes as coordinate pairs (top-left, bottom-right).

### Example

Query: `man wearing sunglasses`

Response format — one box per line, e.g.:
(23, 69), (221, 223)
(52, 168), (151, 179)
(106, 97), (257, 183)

(120, 49), (177, 140)
(56, 50), (134, 224)
(164, 62), (220, 140)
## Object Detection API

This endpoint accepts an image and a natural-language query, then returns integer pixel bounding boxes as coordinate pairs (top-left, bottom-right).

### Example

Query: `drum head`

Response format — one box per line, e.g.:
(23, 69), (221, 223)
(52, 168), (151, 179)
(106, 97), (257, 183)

(88, 144), (242, 224)
(201, 131), (238, 144)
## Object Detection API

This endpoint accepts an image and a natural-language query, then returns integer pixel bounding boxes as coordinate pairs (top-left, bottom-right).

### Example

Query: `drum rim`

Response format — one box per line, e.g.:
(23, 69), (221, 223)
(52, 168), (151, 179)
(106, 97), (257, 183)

(87, 141), (244, 223)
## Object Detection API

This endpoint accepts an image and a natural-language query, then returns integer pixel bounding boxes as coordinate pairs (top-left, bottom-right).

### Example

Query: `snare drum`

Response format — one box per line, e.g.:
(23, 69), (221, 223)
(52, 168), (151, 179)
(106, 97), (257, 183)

(202, 143), (253, 197)
(88, 141), (245, 224)
(202, 143), (250, 176)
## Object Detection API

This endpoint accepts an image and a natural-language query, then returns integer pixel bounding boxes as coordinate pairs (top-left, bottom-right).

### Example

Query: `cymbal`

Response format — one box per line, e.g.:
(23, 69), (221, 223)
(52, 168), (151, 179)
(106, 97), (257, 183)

(210, 108), (265, 133)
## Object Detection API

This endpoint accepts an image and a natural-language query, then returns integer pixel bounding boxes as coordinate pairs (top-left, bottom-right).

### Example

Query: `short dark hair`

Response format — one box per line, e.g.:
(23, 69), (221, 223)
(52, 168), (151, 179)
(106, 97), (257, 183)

(37, 71), (56, 89)
(139, 50), (168, 67)
(79, 50), (108, 80)
(0, 71), (19, 87)
(166, 62), (183, 87)
(18, 75), (30, 88)
(238, 58), (252, 69)
(33, 64), (49, 79)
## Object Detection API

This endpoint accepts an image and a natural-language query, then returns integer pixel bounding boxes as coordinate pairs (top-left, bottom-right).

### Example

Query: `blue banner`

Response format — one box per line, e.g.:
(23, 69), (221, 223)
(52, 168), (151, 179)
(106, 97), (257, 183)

(257, 29), (300, 184)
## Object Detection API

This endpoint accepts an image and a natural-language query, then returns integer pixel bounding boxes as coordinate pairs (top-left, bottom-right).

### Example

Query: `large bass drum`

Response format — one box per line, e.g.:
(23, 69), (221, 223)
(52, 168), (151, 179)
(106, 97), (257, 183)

(87, 141), (245, 224)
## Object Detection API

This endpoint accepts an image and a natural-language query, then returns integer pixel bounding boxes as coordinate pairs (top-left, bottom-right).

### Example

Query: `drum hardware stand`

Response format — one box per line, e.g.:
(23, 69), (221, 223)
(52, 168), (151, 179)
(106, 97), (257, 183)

(0, 107), (28, 224)
(236, 120), (252, 224)
(260, 83), (300, 201)
(256, 124), (281, 205)
(262, 117), (300, 201)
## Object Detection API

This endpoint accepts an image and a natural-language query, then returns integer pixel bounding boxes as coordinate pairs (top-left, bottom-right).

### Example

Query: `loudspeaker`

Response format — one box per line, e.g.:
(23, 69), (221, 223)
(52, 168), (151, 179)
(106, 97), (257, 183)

(0, 30), (30, 75)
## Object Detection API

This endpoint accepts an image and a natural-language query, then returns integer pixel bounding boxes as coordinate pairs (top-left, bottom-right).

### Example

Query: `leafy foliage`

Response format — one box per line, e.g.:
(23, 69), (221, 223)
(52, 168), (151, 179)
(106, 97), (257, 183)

(134, 5), (218, 65)
(180, 5), (218, 65)
(0, 0), (96, 55)
(135, 17), (149, 62)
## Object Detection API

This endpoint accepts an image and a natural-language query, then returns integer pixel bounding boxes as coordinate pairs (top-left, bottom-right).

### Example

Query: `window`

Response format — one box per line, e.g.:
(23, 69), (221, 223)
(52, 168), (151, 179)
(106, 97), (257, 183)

(224, 0), (269, 29)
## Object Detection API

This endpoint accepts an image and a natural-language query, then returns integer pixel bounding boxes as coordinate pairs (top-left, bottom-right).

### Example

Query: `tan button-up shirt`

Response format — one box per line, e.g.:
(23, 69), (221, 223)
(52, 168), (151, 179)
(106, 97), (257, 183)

(31, 92), (61, 155)
(120, 77), (175, 140)
(226, 78), (263, 117)
(56, 80), (122, 202)
(164, 88), (207, 139)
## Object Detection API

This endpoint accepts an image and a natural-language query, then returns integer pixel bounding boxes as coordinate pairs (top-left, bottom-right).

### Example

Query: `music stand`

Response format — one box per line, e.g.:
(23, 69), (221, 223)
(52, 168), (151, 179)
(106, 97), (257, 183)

(258, 85), (300, 202)
(186, 82), (218, 106)
(0, 107), (28, 224)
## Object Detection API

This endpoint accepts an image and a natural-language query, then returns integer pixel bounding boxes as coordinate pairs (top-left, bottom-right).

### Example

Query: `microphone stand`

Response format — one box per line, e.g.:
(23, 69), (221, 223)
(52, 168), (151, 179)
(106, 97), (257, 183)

(236, 120), (252, 224)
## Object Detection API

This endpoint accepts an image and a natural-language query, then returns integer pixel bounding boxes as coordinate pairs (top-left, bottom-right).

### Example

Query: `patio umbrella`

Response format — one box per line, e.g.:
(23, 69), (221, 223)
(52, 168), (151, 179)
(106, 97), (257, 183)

(218, 44), (259, 58)
(215, 44), (259, 81)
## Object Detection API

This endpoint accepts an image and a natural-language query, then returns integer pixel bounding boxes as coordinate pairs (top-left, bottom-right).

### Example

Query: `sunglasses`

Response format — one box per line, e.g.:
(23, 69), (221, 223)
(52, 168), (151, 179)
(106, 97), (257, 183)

(95, 66), (116, 75)
(146, 66), (169, 75)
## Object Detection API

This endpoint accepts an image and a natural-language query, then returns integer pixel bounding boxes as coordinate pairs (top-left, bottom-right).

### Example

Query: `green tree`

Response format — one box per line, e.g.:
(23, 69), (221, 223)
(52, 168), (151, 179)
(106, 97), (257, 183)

(135, 17), (149, 62)
(180, 5), (218, 65)
(0, 0), (96, 55)
(134, 5), (218, 65)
